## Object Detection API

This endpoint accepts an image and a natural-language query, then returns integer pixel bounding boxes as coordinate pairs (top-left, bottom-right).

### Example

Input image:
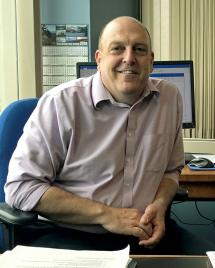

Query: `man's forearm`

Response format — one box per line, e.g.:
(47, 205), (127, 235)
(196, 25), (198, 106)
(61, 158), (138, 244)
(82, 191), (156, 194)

(153, 177), (178, 213)
(34, 186), (106, 225)
(34, 186), (150, 239)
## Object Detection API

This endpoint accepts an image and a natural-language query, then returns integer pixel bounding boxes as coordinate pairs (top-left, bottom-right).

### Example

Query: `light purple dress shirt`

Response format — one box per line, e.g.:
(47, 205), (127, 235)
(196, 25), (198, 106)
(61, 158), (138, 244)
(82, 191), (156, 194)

(5, 72), (184, 218)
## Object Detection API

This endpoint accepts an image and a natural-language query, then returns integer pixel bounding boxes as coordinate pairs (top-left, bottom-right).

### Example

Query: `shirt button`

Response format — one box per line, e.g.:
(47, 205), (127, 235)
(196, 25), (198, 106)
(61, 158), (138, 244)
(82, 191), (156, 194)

(128, 131), (134, 137)
(126, 158), (130, 164)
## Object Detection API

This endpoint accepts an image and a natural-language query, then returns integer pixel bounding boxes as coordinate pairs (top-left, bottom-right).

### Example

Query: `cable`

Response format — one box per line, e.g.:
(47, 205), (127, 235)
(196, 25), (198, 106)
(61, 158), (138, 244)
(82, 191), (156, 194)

(171, 210), (214, 226)
(194, 201), (215, 222)
(171, 200), (215, 227)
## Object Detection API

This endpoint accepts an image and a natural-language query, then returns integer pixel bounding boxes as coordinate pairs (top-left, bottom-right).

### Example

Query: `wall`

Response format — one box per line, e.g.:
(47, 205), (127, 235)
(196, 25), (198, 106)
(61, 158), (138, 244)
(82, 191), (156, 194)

(40, 0), (90, 24)
(183, 139), (215, 154)
(89, 0), (140, 60)
(0, 0), (18, 111)
(0, 0), (39, 112)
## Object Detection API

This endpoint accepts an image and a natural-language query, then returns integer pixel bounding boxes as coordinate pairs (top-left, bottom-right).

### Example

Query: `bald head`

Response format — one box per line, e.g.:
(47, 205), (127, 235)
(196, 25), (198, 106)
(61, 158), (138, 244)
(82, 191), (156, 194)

(98, 16), (152, 52)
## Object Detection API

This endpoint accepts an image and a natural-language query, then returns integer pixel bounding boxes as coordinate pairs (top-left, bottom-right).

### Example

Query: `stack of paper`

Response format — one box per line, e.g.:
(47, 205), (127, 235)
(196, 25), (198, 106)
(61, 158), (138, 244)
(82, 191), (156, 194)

(193, 154), (215, 163)
(207, 251), (215, 268)
(0, 244), (130, 268)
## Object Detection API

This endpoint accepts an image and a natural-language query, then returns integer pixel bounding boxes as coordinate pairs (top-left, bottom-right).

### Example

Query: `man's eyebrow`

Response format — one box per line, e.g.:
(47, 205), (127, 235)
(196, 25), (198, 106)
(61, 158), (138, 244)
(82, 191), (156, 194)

(109, 41), (123, 46)
(106, 41), (150, 51)
(134, 42), (149, 47)
(109, 41), (149, 46)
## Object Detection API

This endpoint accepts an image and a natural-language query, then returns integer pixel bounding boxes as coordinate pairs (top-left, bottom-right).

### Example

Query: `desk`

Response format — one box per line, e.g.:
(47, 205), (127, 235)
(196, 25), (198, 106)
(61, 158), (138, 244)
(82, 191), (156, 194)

(179, 166), (215, 199)
(130, 255), (211, 268)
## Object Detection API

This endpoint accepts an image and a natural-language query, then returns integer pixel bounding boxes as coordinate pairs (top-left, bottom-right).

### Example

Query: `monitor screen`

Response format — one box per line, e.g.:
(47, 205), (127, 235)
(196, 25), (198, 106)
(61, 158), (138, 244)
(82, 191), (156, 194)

(76, 62), (97, 78)
(76, 60), (195, 129)
(152, 61), (195, 129)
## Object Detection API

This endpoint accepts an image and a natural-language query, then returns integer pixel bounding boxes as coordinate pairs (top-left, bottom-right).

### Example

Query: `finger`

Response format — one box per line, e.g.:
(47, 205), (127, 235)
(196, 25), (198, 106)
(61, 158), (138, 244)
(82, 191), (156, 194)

(140, 208), (154, 224)
(139, 241), (159, 249)
(138, 227), (164, 247)
(139, 236), (158, 244)
(139, 237), (158, 249)
(139, 222), (153, 237)
(132, 227), (151, 240)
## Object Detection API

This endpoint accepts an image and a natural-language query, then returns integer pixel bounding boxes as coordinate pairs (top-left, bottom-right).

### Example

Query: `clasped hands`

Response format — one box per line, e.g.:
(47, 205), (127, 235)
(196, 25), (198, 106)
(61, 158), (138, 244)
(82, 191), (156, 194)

(102, 203), (166, 248)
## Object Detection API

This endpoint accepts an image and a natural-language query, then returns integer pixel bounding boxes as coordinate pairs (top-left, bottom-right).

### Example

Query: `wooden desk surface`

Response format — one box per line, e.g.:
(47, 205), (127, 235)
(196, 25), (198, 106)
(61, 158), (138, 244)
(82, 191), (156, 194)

(179, 166), (215, 199)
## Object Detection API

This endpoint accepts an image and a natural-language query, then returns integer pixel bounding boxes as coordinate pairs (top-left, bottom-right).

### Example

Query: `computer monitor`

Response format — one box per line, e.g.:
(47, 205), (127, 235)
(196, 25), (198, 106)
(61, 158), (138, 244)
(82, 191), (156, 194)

(76, 62), (97, 78)
(152, 61), (195, 129)
(76, 60), (195, 129)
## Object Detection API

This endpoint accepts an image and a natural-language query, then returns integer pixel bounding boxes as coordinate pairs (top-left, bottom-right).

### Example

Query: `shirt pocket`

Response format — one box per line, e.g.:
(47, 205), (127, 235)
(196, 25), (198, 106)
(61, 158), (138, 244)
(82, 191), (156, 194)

(141, 133), (169, 172)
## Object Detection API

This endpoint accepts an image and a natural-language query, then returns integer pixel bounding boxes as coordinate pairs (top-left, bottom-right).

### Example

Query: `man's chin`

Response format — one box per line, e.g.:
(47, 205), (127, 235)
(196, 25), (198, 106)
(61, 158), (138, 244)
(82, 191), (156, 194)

(120, 85), (141, 94)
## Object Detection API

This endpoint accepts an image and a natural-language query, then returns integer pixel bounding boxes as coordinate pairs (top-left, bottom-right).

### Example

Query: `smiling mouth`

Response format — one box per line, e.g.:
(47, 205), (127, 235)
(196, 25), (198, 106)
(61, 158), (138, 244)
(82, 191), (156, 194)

(117, 70), (138, 75)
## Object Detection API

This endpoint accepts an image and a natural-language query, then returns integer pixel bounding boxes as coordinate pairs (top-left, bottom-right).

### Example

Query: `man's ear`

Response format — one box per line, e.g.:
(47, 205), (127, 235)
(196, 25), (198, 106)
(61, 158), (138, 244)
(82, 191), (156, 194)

(95, 50), (101, 66)
(150, 51), (154, 73)
(151, 51), (154, 61)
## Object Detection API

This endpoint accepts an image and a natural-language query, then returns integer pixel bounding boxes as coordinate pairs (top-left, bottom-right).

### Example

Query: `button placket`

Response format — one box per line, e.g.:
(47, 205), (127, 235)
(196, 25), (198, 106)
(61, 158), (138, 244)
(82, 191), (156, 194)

(122, 109), (137, 207)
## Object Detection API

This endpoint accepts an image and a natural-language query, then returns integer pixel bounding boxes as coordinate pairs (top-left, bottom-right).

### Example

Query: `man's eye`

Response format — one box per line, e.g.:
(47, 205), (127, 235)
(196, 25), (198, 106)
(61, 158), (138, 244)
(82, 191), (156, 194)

(110, 46), (124, 54)
(134, 47), (148, 55)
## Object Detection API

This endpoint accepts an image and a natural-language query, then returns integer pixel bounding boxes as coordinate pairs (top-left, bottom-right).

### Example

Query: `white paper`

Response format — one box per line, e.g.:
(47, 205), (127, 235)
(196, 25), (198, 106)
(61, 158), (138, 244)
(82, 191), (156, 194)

(0, 245), (130, 268)
(193, 154), (215, 163)
(207, 251), (215, 268)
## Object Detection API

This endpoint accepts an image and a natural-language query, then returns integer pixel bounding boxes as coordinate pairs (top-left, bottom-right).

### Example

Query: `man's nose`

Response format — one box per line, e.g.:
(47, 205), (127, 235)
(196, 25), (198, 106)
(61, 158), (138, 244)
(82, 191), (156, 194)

(122, 48), (136, 64)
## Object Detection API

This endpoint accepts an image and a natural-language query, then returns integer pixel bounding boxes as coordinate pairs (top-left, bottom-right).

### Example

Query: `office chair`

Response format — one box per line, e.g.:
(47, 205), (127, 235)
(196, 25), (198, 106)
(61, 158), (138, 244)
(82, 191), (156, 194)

(0, 98), (188, 253)
(0, 98), (39, 252)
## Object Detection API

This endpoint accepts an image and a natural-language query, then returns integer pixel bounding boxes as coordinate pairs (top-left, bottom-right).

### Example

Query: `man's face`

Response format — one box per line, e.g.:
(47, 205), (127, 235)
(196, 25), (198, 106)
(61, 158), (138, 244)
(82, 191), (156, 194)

(95, 18), (154, 104)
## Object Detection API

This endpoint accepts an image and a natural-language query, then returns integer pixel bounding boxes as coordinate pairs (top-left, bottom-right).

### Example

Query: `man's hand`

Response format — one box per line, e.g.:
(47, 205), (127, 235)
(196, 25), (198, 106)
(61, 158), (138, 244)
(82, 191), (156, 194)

(101, 206), (152, 240)
(138, 202), (166, 248)
(137, 177), (178, 248)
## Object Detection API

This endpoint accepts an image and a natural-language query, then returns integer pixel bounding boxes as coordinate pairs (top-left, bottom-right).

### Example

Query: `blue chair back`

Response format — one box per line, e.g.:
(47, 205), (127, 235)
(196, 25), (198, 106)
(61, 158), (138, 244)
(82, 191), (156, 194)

(0, 98), (38, 251)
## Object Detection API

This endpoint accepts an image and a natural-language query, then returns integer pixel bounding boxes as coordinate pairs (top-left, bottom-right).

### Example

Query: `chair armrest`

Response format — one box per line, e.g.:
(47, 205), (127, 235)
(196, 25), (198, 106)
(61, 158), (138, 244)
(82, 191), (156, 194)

(0, 202), (38, 225)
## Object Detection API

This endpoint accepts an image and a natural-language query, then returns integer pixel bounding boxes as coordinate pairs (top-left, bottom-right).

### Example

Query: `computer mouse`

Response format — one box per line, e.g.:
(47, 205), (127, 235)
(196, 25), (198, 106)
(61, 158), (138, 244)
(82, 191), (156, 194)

(189, 157), (214, 168)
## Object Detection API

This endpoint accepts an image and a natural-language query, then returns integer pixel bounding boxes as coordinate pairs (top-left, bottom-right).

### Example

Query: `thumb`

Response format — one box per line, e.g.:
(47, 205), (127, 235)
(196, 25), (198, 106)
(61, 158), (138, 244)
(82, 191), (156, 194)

(140, 206), (154, 225)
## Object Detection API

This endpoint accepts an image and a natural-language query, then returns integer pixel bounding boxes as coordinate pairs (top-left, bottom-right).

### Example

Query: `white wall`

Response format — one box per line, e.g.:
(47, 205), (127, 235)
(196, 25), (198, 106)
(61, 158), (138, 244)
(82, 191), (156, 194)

(184, 139), (215, 154)
(0, 0), (19, 111)
(0, 0), (39, 112)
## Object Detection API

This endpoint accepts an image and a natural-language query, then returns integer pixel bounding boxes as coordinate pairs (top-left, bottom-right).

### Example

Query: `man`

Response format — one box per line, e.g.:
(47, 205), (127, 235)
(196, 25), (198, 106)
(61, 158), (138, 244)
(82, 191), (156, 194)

(4, 16), (184, 253)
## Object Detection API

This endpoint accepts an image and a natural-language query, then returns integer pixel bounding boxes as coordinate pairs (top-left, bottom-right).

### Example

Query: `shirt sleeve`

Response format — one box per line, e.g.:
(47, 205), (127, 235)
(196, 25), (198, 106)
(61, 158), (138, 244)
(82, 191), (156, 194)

(4, 94), (69, 211)
(163, 87), (185, 185)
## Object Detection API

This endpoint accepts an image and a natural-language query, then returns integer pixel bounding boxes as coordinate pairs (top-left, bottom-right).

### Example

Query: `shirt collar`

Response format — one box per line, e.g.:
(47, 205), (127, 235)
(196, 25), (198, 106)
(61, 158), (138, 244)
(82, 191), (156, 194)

(142, 78), (160, 99)
(91, 72), (111, 109)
